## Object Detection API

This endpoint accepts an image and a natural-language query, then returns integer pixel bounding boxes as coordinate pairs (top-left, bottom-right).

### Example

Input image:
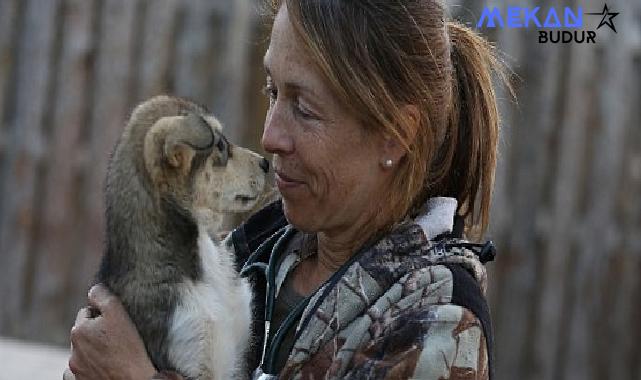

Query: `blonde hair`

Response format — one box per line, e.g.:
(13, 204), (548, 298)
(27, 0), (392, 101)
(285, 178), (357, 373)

(267, 0), (510, 239)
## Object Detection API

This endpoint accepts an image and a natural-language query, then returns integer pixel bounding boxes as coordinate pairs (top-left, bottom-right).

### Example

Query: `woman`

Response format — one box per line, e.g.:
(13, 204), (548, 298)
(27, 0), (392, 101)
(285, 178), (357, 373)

(68, 0), (507, 379)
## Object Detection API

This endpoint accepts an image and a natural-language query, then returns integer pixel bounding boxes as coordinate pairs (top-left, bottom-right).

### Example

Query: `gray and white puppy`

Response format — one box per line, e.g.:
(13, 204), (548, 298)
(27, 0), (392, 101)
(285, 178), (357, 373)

(97, 95), (268, 379)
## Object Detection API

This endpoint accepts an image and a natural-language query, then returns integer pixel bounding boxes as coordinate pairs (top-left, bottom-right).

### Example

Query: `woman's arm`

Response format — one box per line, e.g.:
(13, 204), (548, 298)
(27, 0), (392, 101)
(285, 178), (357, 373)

(342, 304), (489, 380)
(67, 284), (158, 380)
(410, 305), (489, 380)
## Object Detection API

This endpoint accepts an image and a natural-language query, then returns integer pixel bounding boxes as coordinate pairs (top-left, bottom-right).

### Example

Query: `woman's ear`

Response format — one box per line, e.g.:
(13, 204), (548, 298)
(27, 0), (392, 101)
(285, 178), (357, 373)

(401, 104), (420, 142)
(380, 104), (420, 169)
(380, 137), (405, 168)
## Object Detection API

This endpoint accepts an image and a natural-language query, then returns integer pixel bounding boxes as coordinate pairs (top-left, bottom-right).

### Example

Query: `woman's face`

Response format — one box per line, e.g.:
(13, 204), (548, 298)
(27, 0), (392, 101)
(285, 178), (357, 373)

(261, 5), (397, 235)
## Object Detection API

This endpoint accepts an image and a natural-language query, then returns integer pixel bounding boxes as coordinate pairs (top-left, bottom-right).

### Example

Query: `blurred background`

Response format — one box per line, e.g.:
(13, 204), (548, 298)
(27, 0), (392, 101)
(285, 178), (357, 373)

(0, 0), (639, 379)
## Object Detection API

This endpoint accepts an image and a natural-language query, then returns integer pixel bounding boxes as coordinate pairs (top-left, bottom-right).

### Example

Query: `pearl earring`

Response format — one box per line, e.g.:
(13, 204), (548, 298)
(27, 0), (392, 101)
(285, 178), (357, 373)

(383, 159), (393, 168)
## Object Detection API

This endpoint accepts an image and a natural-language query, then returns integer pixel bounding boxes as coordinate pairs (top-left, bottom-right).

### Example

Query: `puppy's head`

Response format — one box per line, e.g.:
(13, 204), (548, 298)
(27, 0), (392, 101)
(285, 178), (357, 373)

(139, 98), (270, 227)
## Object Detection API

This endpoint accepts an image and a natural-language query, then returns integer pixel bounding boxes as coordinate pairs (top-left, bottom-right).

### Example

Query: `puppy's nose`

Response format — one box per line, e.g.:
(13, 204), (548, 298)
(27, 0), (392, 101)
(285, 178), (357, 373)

(259, 158), (270, 173)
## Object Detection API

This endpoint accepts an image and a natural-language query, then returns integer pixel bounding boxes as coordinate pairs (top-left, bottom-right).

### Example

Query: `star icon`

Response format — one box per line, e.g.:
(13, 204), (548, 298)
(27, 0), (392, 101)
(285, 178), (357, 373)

(586, 4), (620, 33)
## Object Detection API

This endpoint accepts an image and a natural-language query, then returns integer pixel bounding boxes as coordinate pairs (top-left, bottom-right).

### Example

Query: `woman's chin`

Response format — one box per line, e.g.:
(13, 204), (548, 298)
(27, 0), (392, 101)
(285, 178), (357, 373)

(281, 198), (317, 233)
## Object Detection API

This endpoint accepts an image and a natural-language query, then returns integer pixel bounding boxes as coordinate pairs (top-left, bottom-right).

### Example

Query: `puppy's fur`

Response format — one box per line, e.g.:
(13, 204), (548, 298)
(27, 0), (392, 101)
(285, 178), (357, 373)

(97, 96), (268, 379)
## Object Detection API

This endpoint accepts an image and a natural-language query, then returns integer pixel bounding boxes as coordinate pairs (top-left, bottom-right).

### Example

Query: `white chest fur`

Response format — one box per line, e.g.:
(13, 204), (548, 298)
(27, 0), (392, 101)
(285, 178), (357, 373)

(166, 227), (252, 380)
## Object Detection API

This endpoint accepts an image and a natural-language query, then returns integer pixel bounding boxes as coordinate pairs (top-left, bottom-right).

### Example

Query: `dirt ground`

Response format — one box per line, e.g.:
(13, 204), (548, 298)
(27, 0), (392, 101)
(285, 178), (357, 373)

(0, 337), (69, 379)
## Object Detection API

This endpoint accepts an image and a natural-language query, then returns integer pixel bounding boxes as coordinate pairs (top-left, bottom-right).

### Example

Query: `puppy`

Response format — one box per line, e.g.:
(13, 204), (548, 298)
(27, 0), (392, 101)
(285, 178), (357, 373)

(95, 96), (269, 379)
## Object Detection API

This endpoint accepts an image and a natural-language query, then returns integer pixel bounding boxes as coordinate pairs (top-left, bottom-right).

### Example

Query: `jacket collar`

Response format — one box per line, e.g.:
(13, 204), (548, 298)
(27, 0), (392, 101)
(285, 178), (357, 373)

(414, 197), (458, 240)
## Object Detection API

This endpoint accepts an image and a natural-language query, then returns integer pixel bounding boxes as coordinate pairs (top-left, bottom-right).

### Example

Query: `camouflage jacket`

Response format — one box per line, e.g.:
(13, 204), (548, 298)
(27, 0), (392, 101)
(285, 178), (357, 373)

(232, 198), (494, 380)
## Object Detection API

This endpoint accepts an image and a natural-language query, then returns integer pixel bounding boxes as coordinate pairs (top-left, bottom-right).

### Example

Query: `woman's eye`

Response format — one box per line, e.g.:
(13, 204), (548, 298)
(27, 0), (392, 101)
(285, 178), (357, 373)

(262, 83), (277, 106)
(293, 98), (317, 120)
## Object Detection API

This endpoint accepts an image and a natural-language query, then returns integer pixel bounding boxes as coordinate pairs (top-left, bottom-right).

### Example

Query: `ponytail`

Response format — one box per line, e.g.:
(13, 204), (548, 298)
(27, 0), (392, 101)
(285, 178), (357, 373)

(441, 21), (511, 238)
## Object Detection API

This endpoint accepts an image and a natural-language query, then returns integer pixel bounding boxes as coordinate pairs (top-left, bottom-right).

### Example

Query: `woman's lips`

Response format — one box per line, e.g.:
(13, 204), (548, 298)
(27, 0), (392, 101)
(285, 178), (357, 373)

(275, 170), (304, 190)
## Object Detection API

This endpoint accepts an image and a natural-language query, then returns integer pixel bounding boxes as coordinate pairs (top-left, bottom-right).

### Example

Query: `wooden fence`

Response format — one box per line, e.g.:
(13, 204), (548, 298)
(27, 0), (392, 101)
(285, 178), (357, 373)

(460, 1), (641, 379)
(0, 1), (639, 379)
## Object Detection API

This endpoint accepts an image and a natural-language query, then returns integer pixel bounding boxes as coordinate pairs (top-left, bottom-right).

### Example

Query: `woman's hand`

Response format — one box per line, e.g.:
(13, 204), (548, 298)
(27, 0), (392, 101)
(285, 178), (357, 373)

(67, 284), (157, 380)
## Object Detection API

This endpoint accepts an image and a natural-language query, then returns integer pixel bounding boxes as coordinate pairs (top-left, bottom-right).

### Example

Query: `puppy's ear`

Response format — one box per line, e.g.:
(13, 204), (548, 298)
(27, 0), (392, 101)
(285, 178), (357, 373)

(164, 113), (214, 170)
(145, 113), (214, 178)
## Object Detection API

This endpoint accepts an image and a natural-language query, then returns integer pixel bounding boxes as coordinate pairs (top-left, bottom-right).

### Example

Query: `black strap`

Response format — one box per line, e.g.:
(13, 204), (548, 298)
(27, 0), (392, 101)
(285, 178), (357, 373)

(445, 263), (495, 380)
(452, 214), (465, 237)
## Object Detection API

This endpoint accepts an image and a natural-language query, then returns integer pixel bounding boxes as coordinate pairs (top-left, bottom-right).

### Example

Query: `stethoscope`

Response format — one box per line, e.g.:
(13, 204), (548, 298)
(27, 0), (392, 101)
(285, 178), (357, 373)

(241, 226), (313, 379)
(241, 224), (379, 379)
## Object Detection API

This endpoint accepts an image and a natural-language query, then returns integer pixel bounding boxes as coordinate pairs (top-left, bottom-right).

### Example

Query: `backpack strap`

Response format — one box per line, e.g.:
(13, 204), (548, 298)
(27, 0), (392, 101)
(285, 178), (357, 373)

(445, 263), (495, 380)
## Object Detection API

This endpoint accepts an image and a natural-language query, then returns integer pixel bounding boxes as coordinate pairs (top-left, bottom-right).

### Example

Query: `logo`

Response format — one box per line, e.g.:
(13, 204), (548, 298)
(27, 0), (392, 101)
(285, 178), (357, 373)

(585, 4), (619, 33)
(476, 3), (620, 44)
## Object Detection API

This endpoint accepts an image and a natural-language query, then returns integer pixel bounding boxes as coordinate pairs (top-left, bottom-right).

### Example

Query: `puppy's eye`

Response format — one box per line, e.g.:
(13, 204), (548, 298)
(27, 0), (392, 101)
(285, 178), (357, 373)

(212, 138), (229, 167)
(216, 139), (225, 152)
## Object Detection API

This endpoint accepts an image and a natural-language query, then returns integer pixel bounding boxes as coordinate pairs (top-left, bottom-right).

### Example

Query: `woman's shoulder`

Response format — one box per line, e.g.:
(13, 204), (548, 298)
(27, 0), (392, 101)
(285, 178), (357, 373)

(282, 260), (493, 380)
(281, 233), (495, 379)
(390, 238), (495, 378)
(344, 260), (492, 379)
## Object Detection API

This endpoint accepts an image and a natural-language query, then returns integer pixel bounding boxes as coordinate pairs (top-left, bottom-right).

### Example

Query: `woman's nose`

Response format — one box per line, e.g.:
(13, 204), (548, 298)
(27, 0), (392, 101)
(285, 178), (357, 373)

(262, 108), (294, 155)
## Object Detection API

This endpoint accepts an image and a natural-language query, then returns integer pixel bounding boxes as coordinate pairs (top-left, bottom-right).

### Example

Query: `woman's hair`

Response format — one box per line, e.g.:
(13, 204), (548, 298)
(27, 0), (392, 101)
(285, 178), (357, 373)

(266, 0), (510, 239)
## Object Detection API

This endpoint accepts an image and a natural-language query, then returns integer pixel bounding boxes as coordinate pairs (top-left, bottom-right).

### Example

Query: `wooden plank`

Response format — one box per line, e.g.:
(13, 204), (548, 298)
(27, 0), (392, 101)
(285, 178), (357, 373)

(532, 43), (597, 380)
(208, 0), (252, 143)
(491, 36), (565, 380)
(0, 0), (21, 242)
(0, 0), (20, 138)
(172, 0), (238, 127)
(606, 42), (641, 380)
(170, 0), (254, 141)
(633, 56), (641, 380)
(607, 254), (641, 380)
(172, 1), (222, 103)
(71, 0), (139, 315)
(563, 29), (631, 380)
(483, 20), (519, 331)
(25, 0), (96, 344)
(135, 0), (180, 101)
(238, 18), (270, 154)
(0, 0), (61, 336)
